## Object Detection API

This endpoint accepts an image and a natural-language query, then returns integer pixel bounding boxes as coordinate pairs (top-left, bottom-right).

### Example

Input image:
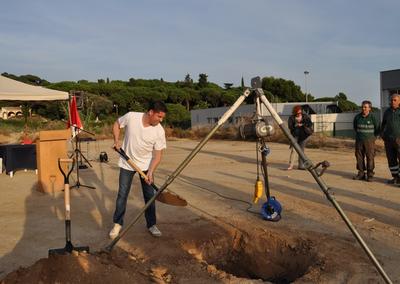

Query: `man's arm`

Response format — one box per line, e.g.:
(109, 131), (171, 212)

(146, 149), (163, 184)
(380, 111), (387, 139)
(113, 120), (122, 149)
(373, 115), (380, 137)
(353, 115), (358, 132)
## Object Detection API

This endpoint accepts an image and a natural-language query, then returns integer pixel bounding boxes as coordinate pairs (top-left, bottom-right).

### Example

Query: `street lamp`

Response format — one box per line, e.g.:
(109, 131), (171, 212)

(304, 71), (309, 103)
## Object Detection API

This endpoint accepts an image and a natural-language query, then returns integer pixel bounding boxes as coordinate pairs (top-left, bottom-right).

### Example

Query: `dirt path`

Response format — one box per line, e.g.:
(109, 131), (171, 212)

(0, 139), (399, 283)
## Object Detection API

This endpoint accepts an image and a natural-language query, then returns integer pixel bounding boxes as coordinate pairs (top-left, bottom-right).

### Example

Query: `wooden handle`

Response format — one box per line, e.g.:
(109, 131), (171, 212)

(59, 158), (74, 163)
(114, 147), (149, 181)
(64, 183), (71, 221)
(126, 159), (149, 181)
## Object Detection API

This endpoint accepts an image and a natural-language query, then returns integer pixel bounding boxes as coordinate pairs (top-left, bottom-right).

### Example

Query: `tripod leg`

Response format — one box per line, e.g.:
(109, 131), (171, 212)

(78, 149), (93, 167)
(71, 149), (95, 190)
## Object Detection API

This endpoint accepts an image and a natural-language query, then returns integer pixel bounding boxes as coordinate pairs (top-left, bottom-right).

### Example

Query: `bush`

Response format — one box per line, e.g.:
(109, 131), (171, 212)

(165, 103), (191, 128)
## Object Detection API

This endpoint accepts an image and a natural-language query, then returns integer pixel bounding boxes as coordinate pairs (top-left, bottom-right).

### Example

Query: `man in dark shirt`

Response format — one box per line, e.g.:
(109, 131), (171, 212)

(381, 94), (400, 184)
(352, 101), (379, 181)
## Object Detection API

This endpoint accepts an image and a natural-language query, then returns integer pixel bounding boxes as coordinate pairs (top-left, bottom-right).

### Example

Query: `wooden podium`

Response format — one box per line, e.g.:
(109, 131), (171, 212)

(36, 129), (71, 193)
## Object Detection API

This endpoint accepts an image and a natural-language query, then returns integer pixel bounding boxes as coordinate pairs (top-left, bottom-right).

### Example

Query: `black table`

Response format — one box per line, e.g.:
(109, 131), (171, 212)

(0, 144), (37, 177)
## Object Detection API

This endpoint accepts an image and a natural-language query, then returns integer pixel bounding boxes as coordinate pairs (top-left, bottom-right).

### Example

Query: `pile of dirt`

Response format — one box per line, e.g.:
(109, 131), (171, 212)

(0, 248), (153, 284)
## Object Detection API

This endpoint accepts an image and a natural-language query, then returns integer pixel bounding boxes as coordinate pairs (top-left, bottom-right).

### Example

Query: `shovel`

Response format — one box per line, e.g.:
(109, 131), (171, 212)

(48, 158), (89, 256)
(114, 147), (187, 207)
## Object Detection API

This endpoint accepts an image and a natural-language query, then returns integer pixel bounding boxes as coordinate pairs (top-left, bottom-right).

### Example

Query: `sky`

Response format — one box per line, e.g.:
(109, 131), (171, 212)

(1, 0), (399, 107)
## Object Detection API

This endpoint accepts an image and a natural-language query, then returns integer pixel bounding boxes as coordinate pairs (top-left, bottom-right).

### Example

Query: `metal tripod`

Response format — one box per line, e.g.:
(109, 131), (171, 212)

(70, 126), (95, 190)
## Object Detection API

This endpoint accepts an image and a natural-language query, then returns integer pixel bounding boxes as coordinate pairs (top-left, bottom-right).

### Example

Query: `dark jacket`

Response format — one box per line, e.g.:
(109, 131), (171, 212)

(381, 107), (400, 141)
(288, 113), (313, 143)
(353, 112), (379, 142)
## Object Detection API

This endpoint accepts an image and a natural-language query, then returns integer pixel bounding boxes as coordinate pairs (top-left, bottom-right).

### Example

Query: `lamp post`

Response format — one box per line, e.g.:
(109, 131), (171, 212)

(304, 71), (309, 102)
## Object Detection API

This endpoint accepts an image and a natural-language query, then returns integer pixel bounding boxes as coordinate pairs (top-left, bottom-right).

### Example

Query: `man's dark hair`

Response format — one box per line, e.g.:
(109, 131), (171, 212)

(361, 100), (372, 108)
(148, 101), (168, 113)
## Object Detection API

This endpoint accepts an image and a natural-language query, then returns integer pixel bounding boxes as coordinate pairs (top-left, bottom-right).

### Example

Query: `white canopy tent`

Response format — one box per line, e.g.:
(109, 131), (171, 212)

(0, 75), (69, 101)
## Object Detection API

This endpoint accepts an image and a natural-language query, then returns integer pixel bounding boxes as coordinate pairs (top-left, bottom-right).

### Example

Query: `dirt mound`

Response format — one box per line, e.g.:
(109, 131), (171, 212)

(0, 248), (152, 284)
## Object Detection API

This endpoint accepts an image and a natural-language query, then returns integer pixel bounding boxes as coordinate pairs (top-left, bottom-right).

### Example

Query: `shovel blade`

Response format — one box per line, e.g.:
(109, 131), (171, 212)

(49, 244), (89, 256)
(156, 191), (187, 207)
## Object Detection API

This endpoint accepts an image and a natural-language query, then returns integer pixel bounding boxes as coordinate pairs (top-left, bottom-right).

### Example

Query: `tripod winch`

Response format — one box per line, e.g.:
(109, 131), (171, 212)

(243, 93), (282, 221)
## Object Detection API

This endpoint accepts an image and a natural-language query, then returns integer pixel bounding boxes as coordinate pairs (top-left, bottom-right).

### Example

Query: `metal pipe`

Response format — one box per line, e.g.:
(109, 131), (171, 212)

(103, 89), (251, 252)
(256, 88), (392, 284)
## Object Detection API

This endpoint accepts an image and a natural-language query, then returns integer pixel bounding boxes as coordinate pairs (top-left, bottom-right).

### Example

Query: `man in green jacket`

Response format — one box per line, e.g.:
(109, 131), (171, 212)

(353, 100), (380, 181)
(381, 93), (400, 184)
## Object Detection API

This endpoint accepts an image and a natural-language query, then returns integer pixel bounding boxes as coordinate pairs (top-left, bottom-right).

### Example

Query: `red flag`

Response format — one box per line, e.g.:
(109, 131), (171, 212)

(67, 95), (83, 136)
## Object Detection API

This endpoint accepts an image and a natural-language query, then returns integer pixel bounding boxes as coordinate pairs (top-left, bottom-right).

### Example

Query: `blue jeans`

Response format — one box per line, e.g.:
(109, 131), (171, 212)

(113, 168), (156, 228)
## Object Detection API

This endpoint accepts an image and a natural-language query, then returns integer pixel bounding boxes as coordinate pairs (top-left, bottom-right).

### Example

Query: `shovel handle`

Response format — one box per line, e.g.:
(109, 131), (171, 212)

(59, 158), (74, 163)
(58, 158), (75, 183)
(113, 147), (150, 181)
(113, 147), (165, 193)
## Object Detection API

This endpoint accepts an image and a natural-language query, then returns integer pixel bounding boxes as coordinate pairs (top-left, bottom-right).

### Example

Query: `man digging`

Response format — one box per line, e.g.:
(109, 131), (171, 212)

(109, 101), (167, 239)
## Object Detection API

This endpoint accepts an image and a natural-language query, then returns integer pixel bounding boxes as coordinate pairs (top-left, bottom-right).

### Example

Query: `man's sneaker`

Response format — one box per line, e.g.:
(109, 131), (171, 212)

(386, 177), (400, 185)
(353, 172), (365, 180)
(148, 225), (162, 237)
(109, 223), (122, 239)
(366, 176), (374, 182)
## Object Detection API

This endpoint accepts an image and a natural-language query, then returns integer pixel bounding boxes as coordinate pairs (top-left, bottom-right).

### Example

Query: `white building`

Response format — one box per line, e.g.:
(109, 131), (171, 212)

(0, 106), (23, 119)
(380, 69), (400, 114)
(191, 101), (340, 128)
(191, 101), (359, 137)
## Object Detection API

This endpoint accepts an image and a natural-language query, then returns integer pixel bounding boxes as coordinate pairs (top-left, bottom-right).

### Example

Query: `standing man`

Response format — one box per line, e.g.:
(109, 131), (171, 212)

(381, 93), (400, 184)
(109, 101), (167, 239)
(352, 100), (379, 181)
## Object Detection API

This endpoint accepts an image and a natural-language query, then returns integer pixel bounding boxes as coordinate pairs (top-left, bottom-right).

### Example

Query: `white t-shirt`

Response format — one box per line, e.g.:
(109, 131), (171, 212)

(118, 112), (166, 171)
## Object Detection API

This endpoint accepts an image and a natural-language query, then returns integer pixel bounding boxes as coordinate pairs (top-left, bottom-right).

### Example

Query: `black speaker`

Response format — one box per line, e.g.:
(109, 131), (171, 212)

(99, 151), (108, 163)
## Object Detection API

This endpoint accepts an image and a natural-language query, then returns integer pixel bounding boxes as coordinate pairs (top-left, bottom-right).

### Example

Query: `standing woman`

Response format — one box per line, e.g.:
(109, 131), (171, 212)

(287, 105), (313, 170)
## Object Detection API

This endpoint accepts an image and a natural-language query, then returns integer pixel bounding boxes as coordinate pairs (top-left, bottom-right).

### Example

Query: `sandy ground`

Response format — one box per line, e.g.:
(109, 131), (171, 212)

(0, 138), (399, 283)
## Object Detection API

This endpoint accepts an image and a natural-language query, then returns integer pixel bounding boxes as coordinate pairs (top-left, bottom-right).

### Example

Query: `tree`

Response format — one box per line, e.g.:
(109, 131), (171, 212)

(335, 92), (347, 101)
(224, 83), (233, 89)
(184, 74), (193, 87)
(261, 76), (304, 102)
(241, 76), (245, 89)
(165, 103), (191, 128)
(200, 88), (221, 107)
(198, 73), (208, 88)
(86, 93), (113, 119)
(2, 73), (49, 86)
(334, 92), (358, 112)
(221, 90), (240, 106)
(314, 92), (358, 112)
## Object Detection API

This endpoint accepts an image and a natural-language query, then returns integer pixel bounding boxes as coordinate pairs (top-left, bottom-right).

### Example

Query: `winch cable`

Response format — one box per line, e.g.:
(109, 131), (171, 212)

(176, 176), (259, 215)
(256, 140), (260, 181)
